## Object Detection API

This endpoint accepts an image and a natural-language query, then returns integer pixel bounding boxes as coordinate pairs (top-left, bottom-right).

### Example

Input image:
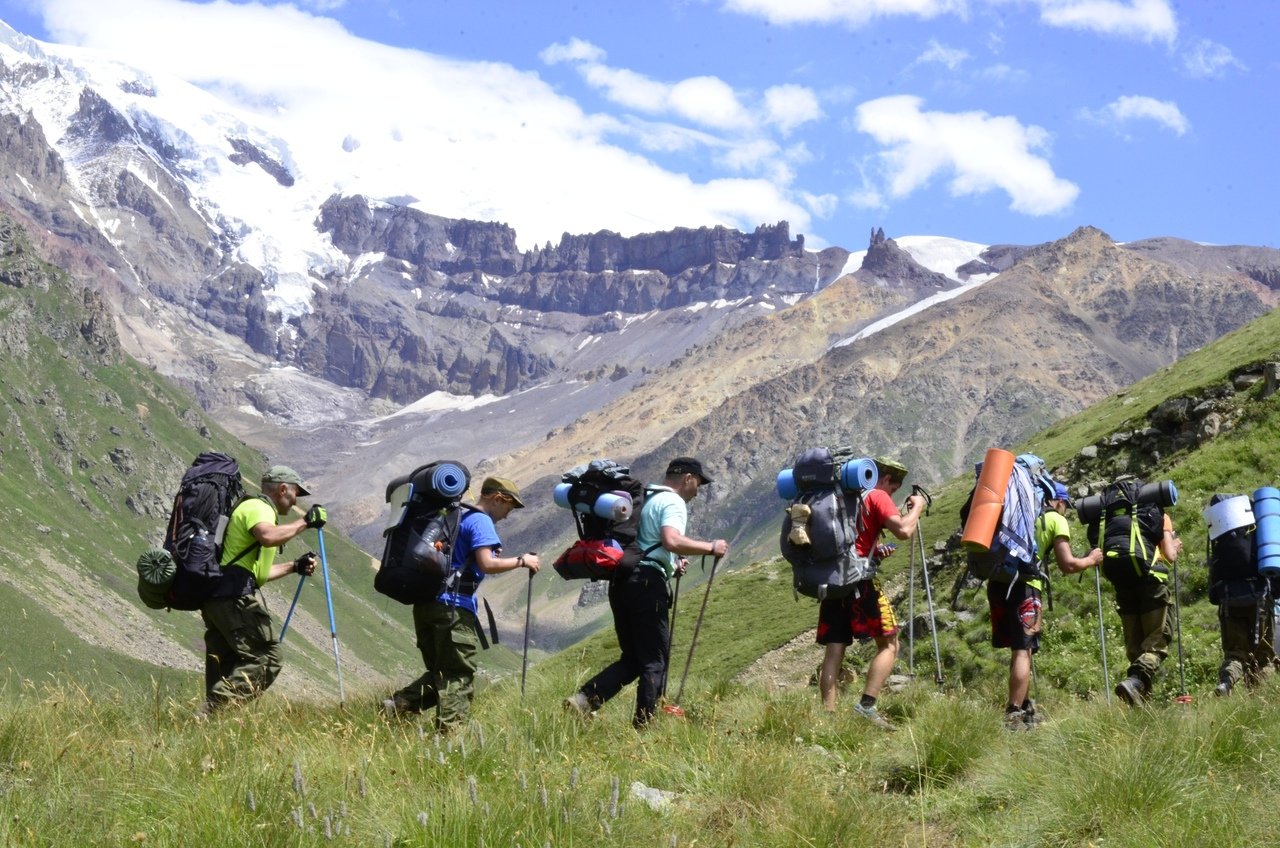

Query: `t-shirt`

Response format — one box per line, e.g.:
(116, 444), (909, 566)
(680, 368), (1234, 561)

(1034, 510), (1071, 569)
(220, 496), (279, 590)
(854, 488), (899, 557)
(438, 508), (502, 614)
(636, 486), (687, 580)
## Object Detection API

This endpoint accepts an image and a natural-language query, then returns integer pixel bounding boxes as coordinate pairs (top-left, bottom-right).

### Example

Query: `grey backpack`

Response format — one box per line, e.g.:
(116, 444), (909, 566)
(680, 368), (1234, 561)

(779, 448), (875, 600)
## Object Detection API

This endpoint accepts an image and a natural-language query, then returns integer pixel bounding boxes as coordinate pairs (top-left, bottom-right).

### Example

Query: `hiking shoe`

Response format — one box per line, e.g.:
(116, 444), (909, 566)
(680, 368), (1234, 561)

(1214, 681), (1232, 697)
(382, 695), (414, 717)
(1114, 676), (1145, 706)
(1003, 709), (1029, 731)
(563, 692), (593, 717)
(853, 702), (896, 731)
(194, 700), (217, 721)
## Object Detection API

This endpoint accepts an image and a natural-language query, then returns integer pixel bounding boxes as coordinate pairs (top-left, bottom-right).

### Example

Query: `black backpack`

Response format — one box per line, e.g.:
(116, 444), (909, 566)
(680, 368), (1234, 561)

(1086, 480), (1165, 588)
(158, 452), (258, 611)
(552, 459), (655, 580)
(1205, 494), (1264, 607)
(779, 447), (876, 600)
(375, 460), (475, 604)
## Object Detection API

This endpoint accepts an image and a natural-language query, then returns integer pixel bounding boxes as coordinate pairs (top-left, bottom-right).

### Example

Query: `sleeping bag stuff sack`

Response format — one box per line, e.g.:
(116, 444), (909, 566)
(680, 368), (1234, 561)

(1253, 487), (1280, 578)
(961, 448), (1015, 553)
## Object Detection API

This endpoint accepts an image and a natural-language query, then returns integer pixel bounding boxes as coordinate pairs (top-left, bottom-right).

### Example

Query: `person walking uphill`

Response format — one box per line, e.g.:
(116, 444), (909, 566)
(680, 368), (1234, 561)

(200, 466), (325, 716)
(817, 458), (924, 730)
(1112, 511), (1183, 705)
(566, 457), (729, 728)
(385, 477), (540, 731)
(994, 482), (1102, 729)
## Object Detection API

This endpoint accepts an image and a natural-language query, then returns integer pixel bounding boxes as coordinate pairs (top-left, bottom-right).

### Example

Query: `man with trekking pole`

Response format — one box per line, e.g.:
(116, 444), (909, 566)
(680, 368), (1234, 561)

(566, 457), (728, 728)
(199, 466), (324, 717)
(816, 458), (923, 730)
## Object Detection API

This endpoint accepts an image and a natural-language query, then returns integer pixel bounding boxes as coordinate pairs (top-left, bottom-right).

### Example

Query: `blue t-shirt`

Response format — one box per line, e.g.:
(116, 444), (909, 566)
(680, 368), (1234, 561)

(636, 487), (687, 580)
(437, 508), (501, 614)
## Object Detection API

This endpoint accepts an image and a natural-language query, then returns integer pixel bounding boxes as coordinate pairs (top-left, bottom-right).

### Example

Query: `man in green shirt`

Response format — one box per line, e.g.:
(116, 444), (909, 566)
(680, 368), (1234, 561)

(200, 465), (325, 716)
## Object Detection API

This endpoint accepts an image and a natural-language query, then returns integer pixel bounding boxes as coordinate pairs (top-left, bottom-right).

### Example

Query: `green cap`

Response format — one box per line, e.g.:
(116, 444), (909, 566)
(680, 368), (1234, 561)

(481, 476), (525, 508)
(874, 457), (909, 480)
(263, 465), (311, 497)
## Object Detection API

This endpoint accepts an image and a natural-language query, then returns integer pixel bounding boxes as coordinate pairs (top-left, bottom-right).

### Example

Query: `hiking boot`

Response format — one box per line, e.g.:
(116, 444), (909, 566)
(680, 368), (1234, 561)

(1021, 700), (1045, 727)
(1003, 709), (1029, 731)
(563, 692), (593, 718)
(193, 700), (218, 721)
(1214, 681), (1232, 697)
(382, 695), (414, 717)
(1114, 676), (1146, 706)
(853, 702), (896, 731)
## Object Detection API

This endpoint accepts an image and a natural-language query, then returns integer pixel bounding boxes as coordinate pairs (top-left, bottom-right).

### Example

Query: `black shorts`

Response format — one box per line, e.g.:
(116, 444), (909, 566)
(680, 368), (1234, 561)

(987, 580), (1042, 652)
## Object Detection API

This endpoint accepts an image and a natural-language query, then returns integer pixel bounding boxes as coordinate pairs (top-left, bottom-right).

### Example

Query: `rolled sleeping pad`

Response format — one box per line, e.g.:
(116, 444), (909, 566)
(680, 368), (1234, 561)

(430, 461), (469, 499)
(553, 482), (574, 509)
(1253, 487), (1280, 577)
(1076, 494), (1102, 525)
(777, 468), (797, 501)
(589, 491), (632, 522)
(1202, 495), (1254, 541)
(961, 447), (1015, 553)
(1137, 480), (1178, 508)
(839, 457), (879, 492)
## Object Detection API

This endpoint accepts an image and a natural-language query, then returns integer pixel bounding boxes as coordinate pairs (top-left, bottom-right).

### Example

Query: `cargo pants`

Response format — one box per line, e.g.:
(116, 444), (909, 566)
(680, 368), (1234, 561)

(202, 593), (282, 705)
(394, 601), (479, 730)
(1217, 582), (1277, 688)
(1113, 575), (1173, 688)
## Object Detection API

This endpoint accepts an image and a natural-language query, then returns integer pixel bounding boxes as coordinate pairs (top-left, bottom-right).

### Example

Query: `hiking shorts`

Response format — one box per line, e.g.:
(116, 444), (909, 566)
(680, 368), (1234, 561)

(816, 579), (898, 644)
(987, 580), (1042, 652)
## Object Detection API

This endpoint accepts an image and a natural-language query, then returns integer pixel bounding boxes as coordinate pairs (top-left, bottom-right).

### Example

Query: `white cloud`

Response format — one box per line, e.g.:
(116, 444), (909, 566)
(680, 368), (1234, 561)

(31, 0), (817, 248)
(1033, 0), (1177, 44)
(539, 37), (606, 65)
(1087, 95), (1190, 136)
(854, 95), (1079, 215)
(720, 0), (966, 27)
(913, 39), (970, 71)
(763, 84), (824, 134)
(670, 76), (754, 131)
(1182, 38), (1246, 79)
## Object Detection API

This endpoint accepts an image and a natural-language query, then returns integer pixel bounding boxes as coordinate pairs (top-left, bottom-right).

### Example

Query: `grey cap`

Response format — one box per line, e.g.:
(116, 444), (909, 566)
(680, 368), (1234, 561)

(263, 465), (311, 497)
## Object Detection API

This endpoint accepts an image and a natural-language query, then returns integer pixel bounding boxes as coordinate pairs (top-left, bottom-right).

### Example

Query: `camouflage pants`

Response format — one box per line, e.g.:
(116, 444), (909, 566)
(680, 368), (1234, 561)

(394, 602), (479, 730)
(202, 594), (281, 705)
(1113, 577), (1172, 688)
(1219, 598), (1277, 688)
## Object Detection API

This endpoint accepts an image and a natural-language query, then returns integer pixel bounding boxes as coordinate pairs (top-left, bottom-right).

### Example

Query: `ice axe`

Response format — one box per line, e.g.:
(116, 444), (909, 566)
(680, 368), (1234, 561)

(664, 555), (722, 717)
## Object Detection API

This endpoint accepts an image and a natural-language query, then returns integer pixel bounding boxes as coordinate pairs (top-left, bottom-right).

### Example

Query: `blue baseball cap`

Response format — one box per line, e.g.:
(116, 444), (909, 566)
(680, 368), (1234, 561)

(1053, 482), (1071, 506)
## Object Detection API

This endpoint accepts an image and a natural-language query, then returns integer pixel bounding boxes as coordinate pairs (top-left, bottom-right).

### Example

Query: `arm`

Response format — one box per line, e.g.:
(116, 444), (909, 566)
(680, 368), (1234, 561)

(474, 547), (541, 575)
(659, 525), (728, 558)
(1158, 516), (1182, 563)
(1054, 536), (1103, 575)
(249, 517), (310, 549)
(882, 494), (926, 541)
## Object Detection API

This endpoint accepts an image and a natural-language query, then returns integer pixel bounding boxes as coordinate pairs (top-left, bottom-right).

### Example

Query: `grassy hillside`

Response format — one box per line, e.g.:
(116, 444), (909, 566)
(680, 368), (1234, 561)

(0, 212), (424, 699)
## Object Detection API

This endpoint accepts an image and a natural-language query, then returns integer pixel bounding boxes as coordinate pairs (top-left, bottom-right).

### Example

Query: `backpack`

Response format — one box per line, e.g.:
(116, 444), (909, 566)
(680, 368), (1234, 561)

(1204, 494), (1262, 606)
(145, 452), (257, 611)
(1085, 479), (1166, 588)
(958, 457), (1046, 586)
(375, 460), (476, 604)
(779, 447), (877, 600)
(552, 459), (655, 580)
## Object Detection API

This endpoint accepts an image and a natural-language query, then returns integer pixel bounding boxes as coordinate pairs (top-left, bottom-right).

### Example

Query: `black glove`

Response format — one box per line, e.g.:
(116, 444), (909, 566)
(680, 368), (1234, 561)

(294, 552), (317, 576)
(305, 504), (327, 529)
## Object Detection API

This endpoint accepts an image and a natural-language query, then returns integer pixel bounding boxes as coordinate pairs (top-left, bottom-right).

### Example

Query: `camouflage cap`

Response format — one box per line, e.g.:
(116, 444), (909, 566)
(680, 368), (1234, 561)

(874, 457), (909, 480)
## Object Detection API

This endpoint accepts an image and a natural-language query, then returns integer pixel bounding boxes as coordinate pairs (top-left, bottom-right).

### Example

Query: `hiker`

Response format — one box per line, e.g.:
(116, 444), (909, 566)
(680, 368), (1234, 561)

(992, 481), (1103, 728)
(566, 457), (729, 728)
(200, 466), (325, 715)
(1205, 493), (1277, 696)
(817, 458), (924, 729)
(1111, 510), (1182, 704)
(384, 477), (540, 730)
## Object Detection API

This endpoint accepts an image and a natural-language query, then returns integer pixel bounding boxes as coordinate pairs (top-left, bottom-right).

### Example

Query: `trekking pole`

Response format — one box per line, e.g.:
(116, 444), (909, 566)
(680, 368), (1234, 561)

(1172, 559), (1192, 704)
(670, 555), (722, 713)
(520, 566), (533, 701)
(917, 530), (944, 686)
(661, 573), (682, 700)
(907, 532), (917, 677)
(279, 572), (306, 641)
(316, 529), (346, 706)
(1093, 565), (1111, 705)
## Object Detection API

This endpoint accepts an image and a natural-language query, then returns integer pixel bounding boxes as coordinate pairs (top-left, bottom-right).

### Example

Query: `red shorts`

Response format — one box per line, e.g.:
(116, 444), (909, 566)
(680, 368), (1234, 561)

(815, 580), (898, 644)
(987, 580), (1042, 652)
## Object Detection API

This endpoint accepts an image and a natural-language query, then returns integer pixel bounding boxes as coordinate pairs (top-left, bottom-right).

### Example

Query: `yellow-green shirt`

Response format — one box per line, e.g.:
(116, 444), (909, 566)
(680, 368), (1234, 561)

(220, 496), (278, 587)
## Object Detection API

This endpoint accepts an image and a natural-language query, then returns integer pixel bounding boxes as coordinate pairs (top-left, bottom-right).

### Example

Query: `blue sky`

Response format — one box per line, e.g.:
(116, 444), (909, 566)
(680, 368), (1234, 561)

(1, 0), (1275, 250)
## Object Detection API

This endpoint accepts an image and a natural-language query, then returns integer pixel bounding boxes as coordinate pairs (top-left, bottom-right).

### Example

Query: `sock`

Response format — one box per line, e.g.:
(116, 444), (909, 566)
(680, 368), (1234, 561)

(859, 694), (876, 710)
(1006, 704), (1022, 714)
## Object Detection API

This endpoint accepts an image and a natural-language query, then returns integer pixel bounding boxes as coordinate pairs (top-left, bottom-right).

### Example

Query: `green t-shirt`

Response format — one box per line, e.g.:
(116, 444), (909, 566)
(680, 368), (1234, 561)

(1034, 510), (1071, 570)
(220, 496), (279, 587)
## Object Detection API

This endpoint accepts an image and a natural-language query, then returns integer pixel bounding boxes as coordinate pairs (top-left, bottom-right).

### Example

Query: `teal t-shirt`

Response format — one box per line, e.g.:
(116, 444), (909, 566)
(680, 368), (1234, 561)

(221, 496), (279, 588)
(636, 486), (687, 580)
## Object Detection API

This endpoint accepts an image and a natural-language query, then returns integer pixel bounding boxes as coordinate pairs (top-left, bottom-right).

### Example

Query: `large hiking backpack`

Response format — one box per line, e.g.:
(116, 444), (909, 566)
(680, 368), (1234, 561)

(959, 456), (1048, 586)
(778, 447), (879, 600)
(1085, 479), (1167, 588)
(375, 460), (475, 604)
(144, 452), (255, 611)
(1204, 494), (1264, 607)
(552, 459), (652, 580)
